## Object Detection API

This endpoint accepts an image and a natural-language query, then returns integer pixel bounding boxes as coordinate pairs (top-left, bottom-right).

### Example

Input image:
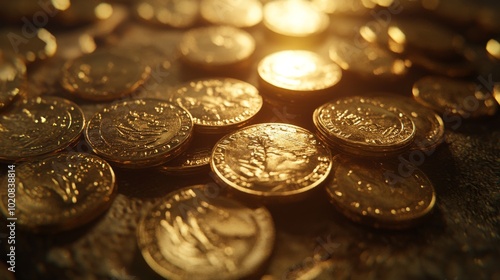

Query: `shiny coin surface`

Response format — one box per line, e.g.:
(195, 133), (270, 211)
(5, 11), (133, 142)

(313, 96), (416, 157)
(412, 76), (499, 119)
(169, 78), (263, 133)
(211, 123), (332, 203)
(258, 50), (342, 98)
(200, 0), (263, 28)
(138, 184), (275, 280)
(61, 50), (151, 101)
(0, 28), (57, 63)
(326, 154), (436, 229)
(0, 152), (116, 232)
(134, 0), (199, 28)
(179, 26), (255, 70)
(263, 0), (329, 38)
(0, 97), (85, 162)
(85, 99), (193, 168)
(0, 52), (27, 110)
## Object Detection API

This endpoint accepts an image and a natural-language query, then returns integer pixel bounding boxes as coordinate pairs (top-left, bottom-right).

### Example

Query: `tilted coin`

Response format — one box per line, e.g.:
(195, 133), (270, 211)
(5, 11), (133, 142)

(326, 154), (436, 229)
(0, 97), (85, 162)
(0, 152), (116, 232)
(137, 184), (275, 280)
(371, 94), (445, 152)
(0, 28), (57, 63)
(61, 49), (151, 101)
(179, 26), (255, 71)
(313, 96), (416, 157)
(169, 78), (263, 133)
(134, 0), (199, 28)
(211, 123), (332, 203)
(412, 76), (499, 119)
(85, 99), (193, 168)
(258, 50), (342, 100)
(200, 0), (263, 28)
(0, 51), (27, 110)
(263, 0), (329, 38)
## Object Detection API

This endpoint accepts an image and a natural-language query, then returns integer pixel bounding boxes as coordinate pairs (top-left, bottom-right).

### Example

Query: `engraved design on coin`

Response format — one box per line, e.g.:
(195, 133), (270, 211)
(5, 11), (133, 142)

(0, 152), (116, 231)
(0, 97), (85, 162)
(211, 123), (332, 199)
(138, 185), (275, 280)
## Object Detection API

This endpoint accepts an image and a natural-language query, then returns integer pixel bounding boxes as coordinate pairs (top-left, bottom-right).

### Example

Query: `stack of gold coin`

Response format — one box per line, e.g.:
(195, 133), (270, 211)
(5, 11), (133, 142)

(325, 154), (436, 229)
(134, 0), (199, 28)
(313, 96), (416, 157)
(61, 49), (151, 101)
(211, 123), (332, 203)
(0, 152), (117, 232)
(258, 50), (342, 105)
(0, 97), (85, 162)
(179, 26), (255, 72)
(168, 78), (263, 134)
(0, 51), (27, 110)
(200, 0), (263, 28)
(85, 99), (193, 168)
(137, 184), (275, 280)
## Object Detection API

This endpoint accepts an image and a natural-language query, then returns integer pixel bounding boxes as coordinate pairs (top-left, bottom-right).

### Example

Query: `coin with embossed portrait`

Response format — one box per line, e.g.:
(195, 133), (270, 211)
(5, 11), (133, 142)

(0, 97), (85, 162)
(169, 78), (263, 134)
(0, 152), (116, 232)
(85, 99), (193, 168)
(326, 154), (436, 229)
(134, 0), (199, 28)
(179, 26), (255, 71)
(200, 0), (262, 28)
(313, 96), (415, 157)
(137, 184), (275, 280)
(211, 123), (332, 203)
(61, 49), (151, 101)
(0, 52), (27, 110)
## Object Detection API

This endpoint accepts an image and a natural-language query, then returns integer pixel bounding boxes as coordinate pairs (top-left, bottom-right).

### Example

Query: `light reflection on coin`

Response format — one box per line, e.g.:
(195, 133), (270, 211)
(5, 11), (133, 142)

(0, 52), (27, 110)
(211, 123), (332, 203)
(134, 0), (199, 28)
(326, 154), (436, 229)
(0, 152), (116, 232)
(169, 78), (263, 133)
(137, 184), (275, 280)
(85, 99), (193, 168)
(0, 97), (85, 162)
(200, 0), (263, 28)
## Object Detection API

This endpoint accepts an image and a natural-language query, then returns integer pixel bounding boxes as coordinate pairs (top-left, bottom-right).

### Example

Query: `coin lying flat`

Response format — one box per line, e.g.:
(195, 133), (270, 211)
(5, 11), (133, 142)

(263, 0), (329, 38)
(137, 184), (275, 280)
(412, 76), (499, 119)
(325, 154), (436, 229)
(85, 99), (193, 168)
(179, 26), (255, 71)
(200, 0), (263, 28)
(258, 50), (342, 100)
(313, 96), (416, 157)
(211, 123), (332, 203)
(0, 152), (116, 232)
(61, 50), (151, 101)
(0, 28), (57, 63)
(0, 52), (27, 110)
(0, 97), (85, 162)
(134, 0), (199, 28)
(169, 78), (263, 134)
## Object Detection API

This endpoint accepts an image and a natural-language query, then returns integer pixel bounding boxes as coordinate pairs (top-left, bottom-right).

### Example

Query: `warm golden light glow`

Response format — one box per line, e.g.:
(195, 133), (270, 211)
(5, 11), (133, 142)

(38, 28), (57, 58)
(79, 34), (96, 54)
(51, 0), (70, 11)
(95, 3), (113, 20)
(486, 39), (500, 60)
(271, 52), (318, 79)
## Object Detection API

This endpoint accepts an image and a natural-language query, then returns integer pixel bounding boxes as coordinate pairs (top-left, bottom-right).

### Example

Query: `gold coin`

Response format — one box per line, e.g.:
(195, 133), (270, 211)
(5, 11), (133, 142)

(0, 28), (57, 63)
(134, 0), (199, 28)
(179, 26), (255, 71)
(200, 0), (263, 28)
(313, 96), (416, 157)
(85, 99), (193, 168)
(263, 0), (329, 38)
(0, 51), (26, 110)
(0, 97), (85, 162)
(371, 94), (445, 152)
(329, 36), (411, 79)
(326, 154), (436, 229)
(412, 76), (499, 119)
(169, 78), (263, 134)
(258, 50), (342, 98)
(61, 50), (151, 101)
(211, 123), (332, 203)
(137, 184), (275, 280)
(0, 152), (116, 232)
